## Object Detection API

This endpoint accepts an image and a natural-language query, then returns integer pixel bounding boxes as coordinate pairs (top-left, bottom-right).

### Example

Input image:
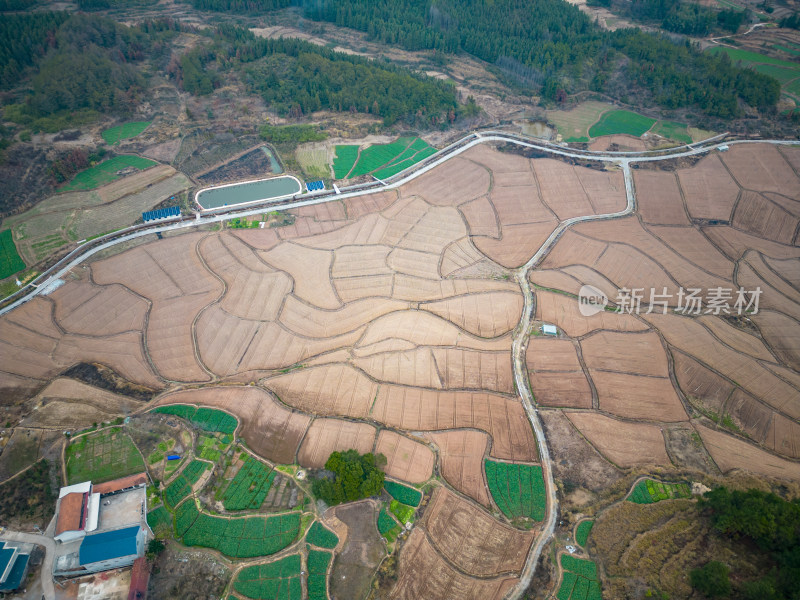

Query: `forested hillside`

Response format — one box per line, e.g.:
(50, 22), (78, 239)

(589, 0), (745, 36)
(2, 13), (180, 131)
(172, 25), (462, 126)
(297, 0), (777, 118)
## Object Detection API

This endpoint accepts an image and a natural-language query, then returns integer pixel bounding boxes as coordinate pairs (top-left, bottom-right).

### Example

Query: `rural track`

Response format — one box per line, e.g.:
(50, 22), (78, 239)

(1, 132), (798, 599)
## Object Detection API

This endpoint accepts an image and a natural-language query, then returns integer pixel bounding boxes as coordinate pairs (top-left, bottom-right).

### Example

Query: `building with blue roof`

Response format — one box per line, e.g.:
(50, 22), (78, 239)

(78, 525), (144, 572)
(0, 542), (30, 592)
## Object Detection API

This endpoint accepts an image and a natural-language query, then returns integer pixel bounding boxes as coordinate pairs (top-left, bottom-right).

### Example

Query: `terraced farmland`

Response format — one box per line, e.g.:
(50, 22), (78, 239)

(3, 140), (800, 600)
(233, 554), (302, 600)
(175, 500), (300, 558)
(152, 405), (238, 434)
(101, 121), (151, 145)
(222, 454), (275, 511)
(332, 137), (435, 179)
(628, 479), (692, 504)
(485, 460), (546, 522)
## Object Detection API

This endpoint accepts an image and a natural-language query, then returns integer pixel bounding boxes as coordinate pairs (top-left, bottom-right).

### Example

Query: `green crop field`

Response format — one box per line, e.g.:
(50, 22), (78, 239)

(546, 100), (612, 142)
(62, 155), (157, 191)
(152, 405), (238, 434)
(389, 500), (415, 525)
(101, 121), (151, 145)
(147, 506), (173, 538)
(295, 143), (330, 180)
(234, 554), (302, 600)
(588, 109), (656, 138)
(164, 474), (193, 508)
(575, 520), (594, 548)
(651, 121), (692, 144)
(485, 460), (546, 521)
(384, 480), (422, 507)
(0, 230), (25, 280)
(558, 555), (602, 600)
(175, 500), (300, 558)
(197, 434), (229, 462)
(306, 521), (338, 549)
(222, 455), (275, 511)
(628, 479), (692, 504)
(334, 137), (436, 180)
(377, 506), (402, 543)
(307, 548), (332, 600)
(184, 459), (208, 483)
(332, 145), (359, 179)
(65, 428), (145, 484)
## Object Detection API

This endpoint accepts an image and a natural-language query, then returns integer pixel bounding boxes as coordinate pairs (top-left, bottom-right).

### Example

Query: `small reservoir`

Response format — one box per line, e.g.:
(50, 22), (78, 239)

(195, 175), (302, 210)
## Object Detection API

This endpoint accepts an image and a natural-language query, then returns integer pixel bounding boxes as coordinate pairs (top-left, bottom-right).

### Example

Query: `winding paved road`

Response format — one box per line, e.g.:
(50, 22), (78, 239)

(2, 132), (798, 599)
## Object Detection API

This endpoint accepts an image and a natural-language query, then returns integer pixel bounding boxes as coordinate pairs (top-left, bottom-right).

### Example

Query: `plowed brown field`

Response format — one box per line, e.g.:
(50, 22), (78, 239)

(425, 429), (492, 506)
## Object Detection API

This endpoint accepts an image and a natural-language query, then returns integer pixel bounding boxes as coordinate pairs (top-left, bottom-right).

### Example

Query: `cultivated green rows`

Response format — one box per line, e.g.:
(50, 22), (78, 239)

(575, 520), (594, 548)
(234, 554), (302, 600)
(485, 460), (546, 521)
(151, 405), (238, 434)
(176, 499), (300, 558)
(305, 522), (339, 549)
(307, 548), (332, 600)
(101, 121), (151, 145)
(62, 155), (157, 191)
(628, 479), (692, 504)
(557, 555), (602, 600)
(222, 454), (276, 511)
(383, 480), (422, 507)
(332, 137), (435, 180)
(65, 428), (145, 485)
(378, 506), (402, 543)
(0, 229), (25, 279)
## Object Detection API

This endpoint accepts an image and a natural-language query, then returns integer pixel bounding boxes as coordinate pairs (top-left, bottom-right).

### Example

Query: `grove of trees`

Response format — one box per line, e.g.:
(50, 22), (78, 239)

(311, 450), (386, 506)
(697, 487), (800, 599)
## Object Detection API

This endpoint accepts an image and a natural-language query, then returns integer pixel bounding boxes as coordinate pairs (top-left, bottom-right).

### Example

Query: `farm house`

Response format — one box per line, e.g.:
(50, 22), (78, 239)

(52, 474), (150, 577)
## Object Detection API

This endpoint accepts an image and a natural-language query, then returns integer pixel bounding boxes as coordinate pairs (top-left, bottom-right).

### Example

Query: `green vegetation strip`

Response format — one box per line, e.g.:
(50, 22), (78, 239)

(305, 521), (339, 549)
(332, 145), (359, 179)
(651, 120), (692, 144)
(147, 506), (172, 538)
(628, 479), (692, 504)
(65, 428), (145, 484)
(377, 506), (402, 543)
(62, 155), (157, 191)
(151, 405), (238, 434)
(558, 555), (602, 600)
(334, 137), (435, 180)
(0, 229), (25, 280)
(175, 500), (300, 558)
(101, 121), (151, 145)
(588, 109), (656, 138)
(234, 554), (302, 600)
(307, 548), (332, 600)
(222, 455), (275, 511)
(485, 460), (546, 521)
(575, 520), (594, 548)
(164, 474), (193, 508)
(389, 500), (414, 525)
(383, 480), (422, 507)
